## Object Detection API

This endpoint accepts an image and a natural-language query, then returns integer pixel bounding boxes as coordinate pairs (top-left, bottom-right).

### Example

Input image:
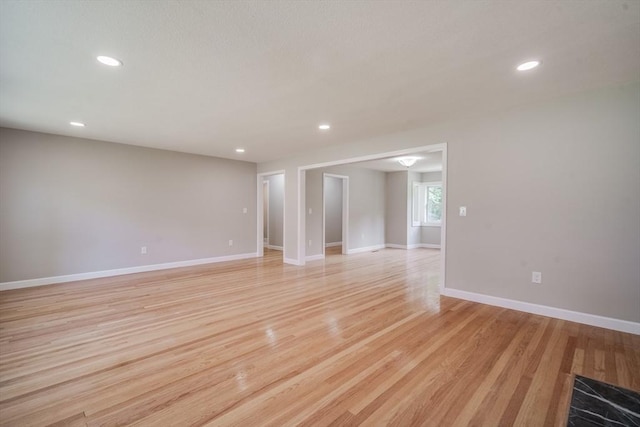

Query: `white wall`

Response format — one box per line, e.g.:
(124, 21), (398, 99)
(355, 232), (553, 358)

(258, 82), (640, 323)
(0, 128), (257, 283)
(265, 174), (284, 248)
(324, 176), (343, 245)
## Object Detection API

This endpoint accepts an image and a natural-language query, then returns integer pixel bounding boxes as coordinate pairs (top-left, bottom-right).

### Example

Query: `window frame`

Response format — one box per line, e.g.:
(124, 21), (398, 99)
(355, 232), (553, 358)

(412, 181), (443, 227)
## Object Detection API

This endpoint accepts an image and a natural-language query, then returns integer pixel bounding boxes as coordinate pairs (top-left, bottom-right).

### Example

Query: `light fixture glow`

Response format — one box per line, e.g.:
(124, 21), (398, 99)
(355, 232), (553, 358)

(318, 124), (331, 130)
(235, 148), (245, 153)
(97, 55), (123, 67)
(397, 157), (418, 168)
(517, 60), (541, 71)
(69, 121), (85, 127)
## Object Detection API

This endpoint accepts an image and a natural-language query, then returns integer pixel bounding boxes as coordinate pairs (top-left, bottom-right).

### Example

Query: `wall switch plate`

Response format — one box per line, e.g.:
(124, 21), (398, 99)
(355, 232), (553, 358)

(229, 240), (233, 246)
(308, 239), (312, 247)
(532, 271), (542, 284)
(459, 206), (467, 217)
(308, 208), (312, 215)
(141, 246), (147, 255)
(242, 207), (247, 214)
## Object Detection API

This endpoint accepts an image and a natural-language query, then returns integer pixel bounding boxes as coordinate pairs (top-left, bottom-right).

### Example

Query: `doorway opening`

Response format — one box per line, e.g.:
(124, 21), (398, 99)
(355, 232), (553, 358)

(257, 171), (284, 258)
(298, 143), (447, 292)
(263, 180), (269, 247)
(323, 174), (348, 257)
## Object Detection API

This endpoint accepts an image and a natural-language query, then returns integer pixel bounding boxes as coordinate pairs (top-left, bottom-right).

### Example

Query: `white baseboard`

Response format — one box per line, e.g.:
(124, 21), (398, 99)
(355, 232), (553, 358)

(385, 243), (441, 249)
(266, 245), (283, 251)
(441, 288), (640, 335)
(325, 242), (343, 248)
(415, 243), (441, 249)
(283, 257), (303, 266)
(305, 254), (325, 261)
(0, 252), (259, 292)
(346, 244), (386, 255)
(385, 243), (407, 249)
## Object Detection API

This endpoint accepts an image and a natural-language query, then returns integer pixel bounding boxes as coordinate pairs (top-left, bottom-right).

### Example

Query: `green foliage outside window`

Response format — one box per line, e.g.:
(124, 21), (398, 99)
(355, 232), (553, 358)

(426, 186), (442, 223)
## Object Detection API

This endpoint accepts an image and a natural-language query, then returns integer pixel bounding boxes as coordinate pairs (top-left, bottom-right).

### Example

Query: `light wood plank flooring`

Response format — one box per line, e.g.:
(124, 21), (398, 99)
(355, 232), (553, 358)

(0, 248), (638, 426)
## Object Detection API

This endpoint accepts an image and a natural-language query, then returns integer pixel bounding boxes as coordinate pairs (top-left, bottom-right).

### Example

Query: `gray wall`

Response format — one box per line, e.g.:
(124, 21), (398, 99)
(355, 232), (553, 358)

(422, 171), (442, 182)
(258, 82), (640, 323)
(265, 174), (284, 248)
(305, 169), (323, 256)
(420, 227), (441, 247)
(326, 165), (386, 253)
(385, 171), (408, 246)
(306, 165), (386, 257)
(324, 176), (343, 245)
(0, 128), (257, 282)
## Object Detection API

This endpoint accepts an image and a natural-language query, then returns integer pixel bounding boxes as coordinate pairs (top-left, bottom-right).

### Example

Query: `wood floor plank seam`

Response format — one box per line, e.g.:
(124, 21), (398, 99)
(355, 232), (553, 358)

(0, 248), (637, 426)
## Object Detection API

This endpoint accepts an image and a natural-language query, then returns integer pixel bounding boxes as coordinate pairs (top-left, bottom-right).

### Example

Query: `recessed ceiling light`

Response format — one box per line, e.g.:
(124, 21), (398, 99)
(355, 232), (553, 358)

(517, 60), (541, 71)
(318, 124), (331, 130)
(235, 148), (245, 153)
(97, 55), (123, 67)
(69, 121), (85, 127)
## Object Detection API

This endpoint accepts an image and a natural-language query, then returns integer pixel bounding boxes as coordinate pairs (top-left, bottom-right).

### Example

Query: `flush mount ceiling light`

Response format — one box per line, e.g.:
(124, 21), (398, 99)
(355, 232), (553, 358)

(397, 157), (419, 168)
(517, 60), (541, 71)
(69, 121), (85, 127)
(235, 148), (245, 153)
(318, 124), (331, 130)
(97, 55), (123, 67)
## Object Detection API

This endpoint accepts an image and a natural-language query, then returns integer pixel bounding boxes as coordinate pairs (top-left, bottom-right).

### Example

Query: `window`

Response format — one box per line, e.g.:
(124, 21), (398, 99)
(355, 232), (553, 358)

(412, 182), (442, 226)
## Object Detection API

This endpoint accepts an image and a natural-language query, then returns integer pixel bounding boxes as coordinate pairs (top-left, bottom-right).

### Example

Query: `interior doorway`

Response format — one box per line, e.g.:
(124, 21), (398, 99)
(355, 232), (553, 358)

(263, 180), (269, 246)
(323, 174), (348, 256)
(298, 143), (447, 293)
(257, 171), (285, 258)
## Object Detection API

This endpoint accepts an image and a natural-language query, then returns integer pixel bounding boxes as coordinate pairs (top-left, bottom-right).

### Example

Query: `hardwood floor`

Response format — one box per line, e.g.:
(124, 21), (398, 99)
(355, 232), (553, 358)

(0, 248), (638, 426)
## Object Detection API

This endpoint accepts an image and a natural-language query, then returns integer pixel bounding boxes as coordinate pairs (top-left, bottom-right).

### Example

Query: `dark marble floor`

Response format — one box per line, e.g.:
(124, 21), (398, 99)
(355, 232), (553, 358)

(568, 375), (640, 426)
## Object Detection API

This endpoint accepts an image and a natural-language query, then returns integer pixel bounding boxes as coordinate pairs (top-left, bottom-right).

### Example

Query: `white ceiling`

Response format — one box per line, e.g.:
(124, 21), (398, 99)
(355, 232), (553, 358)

(1, 1), (638, 163)
(352, 151), (442, 173)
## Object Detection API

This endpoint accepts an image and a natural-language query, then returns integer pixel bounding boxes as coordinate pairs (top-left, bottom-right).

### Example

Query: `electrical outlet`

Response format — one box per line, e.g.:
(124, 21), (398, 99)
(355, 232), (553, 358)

(242, 207), (247, 214)
(141, 246), (147, 255)
(229, 240), (233, 246)
(532, 271), (542, 284)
